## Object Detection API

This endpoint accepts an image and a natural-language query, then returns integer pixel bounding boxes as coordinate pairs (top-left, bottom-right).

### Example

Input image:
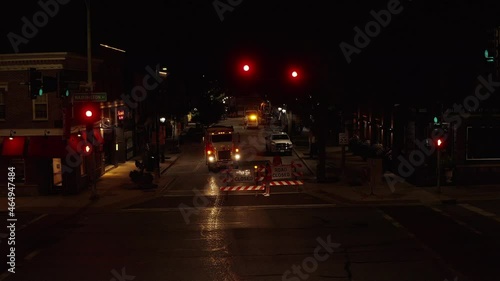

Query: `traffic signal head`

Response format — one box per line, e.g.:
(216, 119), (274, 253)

(57, 71), (78, 98)
(78, 103), (100, 125)
(61, 89), (70, 98)
(29, 68), (43, 99)
(437, 139), (442, 147)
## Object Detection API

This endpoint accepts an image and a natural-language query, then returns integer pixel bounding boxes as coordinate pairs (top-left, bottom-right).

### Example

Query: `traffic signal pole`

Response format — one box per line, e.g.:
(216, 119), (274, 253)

(437, 147), (441, 193)
(85, 0), (98, 200)
(155, 65), (161, 179)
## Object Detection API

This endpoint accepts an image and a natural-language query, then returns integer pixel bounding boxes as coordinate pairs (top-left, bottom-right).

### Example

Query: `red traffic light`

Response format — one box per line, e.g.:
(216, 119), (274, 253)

(291, 70), (298, 78)
(437, 139), (443, 147)
(77, 103), (100, 125)
(243, 64), (250, 72)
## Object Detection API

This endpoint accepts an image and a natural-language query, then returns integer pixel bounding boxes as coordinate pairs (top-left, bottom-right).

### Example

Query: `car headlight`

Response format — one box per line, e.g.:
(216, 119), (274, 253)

(234, 154), (240, 160)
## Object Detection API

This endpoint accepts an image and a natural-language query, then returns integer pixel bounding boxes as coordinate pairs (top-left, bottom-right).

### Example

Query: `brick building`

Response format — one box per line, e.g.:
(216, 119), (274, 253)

(0, 52), (130, 195)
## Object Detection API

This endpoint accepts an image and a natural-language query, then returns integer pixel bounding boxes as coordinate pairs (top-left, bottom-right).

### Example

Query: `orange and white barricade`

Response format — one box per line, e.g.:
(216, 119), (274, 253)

(219, 166), (264, 196)
(256, 161), (305, 192)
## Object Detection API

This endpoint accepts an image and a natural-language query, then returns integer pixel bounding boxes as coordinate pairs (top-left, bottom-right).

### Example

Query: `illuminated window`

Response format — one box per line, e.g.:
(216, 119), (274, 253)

(33, 94), (48, 120)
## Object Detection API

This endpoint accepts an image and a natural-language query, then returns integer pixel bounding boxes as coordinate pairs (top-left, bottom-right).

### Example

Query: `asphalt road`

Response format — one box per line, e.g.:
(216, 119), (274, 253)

(1, 119), (500, 281)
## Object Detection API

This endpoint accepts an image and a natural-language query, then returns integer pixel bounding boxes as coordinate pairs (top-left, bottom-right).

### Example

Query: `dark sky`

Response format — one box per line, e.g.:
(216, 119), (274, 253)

(2, 0), (500, 101)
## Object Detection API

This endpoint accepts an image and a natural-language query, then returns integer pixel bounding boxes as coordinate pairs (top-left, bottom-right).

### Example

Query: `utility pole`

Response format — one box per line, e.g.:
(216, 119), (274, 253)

(155, 65), (161, 179)
(85, 0), (97, 200)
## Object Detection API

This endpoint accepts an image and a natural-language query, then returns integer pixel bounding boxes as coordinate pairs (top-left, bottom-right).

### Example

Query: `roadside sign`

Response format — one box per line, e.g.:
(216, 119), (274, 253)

(73, 92), (107, 102)
(231, 169), (254, 182)
(339, 133), (348, 145)
(272, 165), (292, 180)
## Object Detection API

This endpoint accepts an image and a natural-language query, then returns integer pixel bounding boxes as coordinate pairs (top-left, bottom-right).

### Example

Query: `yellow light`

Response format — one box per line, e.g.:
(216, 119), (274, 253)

(235, 148), (239, 152)
(250, 115), (257, 120)
(207, 150), (212, 155)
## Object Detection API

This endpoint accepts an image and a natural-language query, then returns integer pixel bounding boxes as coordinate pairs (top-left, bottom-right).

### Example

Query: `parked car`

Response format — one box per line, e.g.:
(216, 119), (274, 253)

(265, 131), (293, 155)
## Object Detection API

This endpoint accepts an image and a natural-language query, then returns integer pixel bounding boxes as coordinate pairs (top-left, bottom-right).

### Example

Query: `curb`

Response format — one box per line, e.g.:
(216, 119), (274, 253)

(293, 147), (316, 176)
(293, 146), (453, 206)
(160, 154), (181, 175)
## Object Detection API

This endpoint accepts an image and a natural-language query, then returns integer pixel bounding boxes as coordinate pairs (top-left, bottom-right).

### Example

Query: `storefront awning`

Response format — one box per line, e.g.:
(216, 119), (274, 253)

(1, 136), (26, 156)
(27, 136), (67, 158)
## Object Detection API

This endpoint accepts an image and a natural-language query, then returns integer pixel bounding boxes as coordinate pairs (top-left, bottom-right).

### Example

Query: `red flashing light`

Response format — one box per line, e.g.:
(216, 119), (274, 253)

(85, 110), (93, 118)
(291, 71), (298, 78)
(243, 64), (250, 72)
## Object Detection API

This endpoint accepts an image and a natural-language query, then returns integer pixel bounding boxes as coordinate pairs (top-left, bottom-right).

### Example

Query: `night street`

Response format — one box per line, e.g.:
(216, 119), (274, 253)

(1, 1), (500, 280)
(1, 122), (500, 281)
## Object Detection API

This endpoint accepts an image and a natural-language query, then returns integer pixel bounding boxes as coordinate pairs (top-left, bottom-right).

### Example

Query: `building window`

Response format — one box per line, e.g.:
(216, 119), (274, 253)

(0, 92), (5, 120)
(33, 94), (48, 120)
(8, 159), (25, 184)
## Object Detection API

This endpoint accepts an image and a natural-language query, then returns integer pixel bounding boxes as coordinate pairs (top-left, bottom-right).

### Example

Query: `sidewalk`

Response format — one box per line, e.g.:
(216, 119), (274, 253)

(292, 140), (500, 205)
(1, 152), (181, 213)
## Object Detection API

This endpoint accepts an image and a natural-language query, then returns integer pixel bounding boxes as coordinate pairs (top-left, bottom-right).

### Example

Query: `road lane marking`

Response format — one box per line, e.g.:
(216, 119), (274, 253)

(430, 207), (482, 235)
(123, 204), (336, 212)
(161, 191), (303, 197)
(24, 250), (40, 261)
(378, 209), (467, 280)
(19, 214), (48, 231)
(459, 203), (500, 224)
(0, 272), (11, 281)
(194, 160), (202, 172)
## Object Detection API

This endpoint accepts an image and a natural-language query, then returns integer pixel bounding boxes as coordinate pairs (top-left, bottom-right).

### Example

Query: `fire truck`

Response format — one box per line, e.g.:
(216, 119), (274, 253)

(204, 125), (241, 172)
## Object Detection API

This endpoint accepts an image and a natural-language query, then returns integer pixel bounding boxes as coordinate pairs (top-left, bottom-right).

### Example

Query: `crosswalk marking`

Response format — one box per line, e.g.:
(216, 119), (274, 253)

(459, 203), (500, 224)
